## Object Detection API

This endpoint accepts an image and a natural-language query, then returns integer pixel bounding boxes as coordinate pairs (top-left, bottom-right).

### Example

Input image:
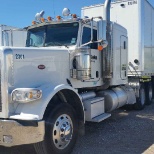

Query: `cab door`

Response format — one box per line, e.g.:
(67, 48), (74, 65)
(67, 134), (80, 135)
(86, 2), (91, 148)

(81, 26), (101, 82)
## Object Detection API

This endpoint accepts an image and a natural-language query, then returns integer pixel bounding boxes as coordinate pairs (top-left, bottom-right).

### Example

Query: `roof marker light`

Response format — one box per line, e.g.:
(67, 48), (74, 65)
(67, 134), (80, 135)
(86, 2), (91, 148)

(41, 18), (45, 22)
(72, 14), (77, 18)
(56, 16), (62, 21)
(32, 21), (36, 25)
(47, 16), (52, 21)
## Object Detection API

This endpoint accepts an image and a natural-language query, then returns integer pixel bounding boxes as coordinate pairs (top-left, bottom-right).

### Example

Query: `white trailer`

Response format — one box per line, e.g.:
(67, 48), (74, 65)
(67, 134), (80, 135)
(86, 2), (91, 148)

(0, 0), (153, 154)
(82, 0), (154, 76)
(0, 25), (27, 47)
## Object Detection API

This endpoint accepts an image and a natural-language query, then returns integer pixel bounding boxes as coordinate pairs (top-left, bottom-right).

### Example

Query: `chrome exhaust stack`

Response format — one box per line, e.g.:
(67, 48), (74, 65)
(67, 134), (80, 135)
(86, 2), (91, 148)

(97, 0), (112, 90)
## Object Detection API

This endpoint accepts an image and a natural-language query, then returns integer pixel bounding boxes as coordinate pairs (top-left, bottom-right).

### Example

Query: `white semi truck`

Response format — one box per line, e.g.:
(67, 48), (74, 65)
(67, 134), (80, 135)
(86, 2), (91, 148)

(0, 0), (153, 154)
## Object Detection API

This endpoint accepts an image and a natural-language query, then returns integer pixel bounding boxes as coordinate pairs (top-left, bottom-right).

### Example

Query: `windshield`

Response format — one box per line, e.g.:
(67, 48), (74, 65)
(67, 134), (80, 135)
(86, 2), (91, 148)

(26, 22), (79, 47)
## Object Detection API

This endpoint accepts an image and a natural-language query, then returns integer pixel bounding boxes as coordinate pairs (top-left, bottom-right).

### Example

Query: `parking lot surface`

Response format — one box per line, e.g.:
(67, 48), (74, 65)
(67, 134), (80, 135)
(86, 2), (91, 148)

(0, 103), (154, 154)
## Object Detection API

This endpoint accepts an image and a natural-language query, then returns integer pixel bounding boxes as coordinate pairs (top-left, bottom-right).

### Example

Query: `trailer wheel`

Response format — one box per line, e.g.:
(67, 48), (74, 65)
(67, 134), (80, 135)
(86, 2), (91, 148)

(34, 103), (78, 154)
(145, 82), (152, 105)
(134, 83), (145, 110)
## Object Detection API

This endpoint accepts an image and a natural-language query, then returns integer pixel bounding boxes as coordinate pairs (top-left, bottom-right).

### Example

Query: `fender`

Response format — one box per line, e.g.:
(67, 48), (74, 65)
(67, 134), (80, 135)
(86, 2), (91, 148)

(10, 83), (84, 121)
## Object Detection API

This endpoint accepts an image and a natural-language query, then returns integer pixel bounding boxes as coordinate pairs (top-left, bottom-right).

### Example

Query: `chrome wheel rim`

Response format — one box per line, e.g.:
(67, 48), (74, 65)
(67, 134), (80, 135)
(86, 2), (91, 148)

(53, 114), (73, 150)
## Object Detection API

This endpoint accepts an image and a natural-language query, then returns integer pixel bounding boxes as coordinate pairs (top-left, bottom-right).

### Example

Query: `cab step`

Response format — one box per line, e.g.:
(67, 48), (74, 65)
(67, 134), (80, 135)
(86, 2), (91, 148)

(83, 96), (111, 122)
(91, 113), (111, 122)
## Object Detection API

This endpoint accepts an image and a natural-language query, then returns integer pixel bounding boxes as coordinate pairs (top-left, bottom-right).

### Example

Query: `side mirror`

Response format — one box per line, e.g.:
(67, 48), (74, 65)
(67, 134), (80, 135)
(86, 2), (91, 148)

(97, 20), (106, 41)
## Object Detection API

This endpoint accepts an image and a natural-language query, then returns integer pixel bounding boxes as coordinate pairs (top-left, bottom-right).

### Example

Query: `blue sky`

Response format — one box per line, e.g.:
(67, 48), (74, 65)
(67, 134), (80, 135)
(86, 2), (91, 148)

(0, 0), (153, 28)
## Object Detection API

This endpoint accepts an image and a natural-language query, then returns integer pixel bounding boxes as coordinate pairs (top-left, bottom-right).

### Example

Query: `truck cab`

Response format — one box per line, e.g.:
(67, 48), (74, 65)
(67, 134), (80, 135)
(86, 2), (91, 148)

(26, 18), (104, 88)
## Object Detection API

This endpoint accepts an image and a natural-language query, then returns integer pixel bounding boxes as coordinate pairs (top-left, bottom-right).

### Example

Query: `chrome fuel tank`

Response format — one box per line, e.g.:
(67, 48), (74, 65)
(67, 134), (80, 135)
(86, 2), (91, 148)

(97, 86), (136, 112)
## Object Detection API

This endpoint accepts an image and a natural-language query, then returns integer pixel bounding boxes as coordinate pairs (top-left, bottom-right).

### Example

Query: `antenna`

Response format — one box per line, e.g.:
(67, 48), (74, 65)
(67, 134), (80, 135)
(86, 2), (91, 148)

(53, 0), (55, 18)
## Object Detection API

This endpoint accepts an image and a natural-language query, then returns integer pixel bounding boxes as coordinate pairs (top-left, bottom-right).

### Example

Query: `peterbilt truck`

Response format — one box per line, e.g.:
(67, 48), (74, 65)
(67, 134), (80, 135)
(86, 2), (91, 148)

(0, 0), (152, 154)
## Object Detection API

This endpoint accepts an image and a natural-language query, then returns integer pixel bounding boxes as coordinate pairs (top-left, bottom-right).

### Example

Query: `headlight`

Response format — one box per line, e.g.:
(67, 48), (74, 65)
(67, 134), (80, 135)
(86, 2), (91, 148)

(11, 88), (42, 103)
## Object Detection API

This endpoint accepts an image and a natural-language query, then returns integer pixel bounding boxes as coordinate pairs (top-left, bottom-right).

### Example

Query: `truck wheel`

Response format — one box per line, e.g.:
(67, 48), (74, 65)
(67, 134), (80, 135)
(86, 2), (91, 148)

(134, 83), (145, 110)
(145, 82), (152, 105)
(34, 103), (78, 154)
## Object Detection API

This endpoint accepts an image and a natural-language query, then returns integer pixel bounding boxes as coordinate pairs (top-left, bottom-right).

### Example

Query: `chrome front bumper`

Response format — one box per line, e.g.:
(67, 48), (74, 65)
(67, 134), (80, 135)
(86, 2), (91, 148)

(0, 119), (45, 147)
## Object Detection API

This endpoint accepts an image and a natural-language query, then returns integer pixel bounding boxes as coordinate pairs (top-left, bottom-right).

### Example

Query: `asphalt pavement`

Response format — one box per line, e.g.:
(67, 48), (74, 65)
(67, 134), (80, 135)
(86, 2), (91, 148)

(0, 103), (154, 154)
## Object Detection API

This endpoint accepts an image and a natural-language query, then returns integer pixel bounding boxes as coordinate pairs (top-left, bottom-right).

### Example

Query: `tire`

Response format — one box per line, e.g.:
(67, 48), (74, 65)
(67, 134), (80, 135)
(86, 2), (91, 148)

(34, 103), (78, 154)
(145, 82), (152, 105)
(134, 83), (146, 110)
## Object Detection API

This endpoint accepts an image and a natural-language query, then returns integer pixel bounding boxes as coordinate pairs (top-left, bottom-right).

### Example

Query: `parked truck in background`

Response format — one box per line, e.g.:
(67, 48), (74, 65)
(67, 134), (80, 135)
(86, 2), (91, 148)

(0, 0), (153, 154)
(0, 25), (26, 47)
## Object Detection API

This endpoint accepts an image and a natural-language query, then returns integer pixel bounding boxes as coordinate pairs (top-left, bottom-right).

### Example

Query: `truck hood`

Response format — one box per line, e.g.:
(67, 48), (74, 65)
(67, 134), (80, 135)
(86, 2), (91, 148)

(0, 46), (71, 88)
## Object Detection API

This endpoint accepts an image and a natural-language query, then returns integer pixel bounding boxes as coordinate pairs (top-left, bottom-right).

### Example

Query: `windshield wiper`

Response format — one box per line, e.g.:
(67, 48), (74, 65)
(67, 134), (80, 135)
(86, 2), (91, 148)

(45, 42), (56, 46)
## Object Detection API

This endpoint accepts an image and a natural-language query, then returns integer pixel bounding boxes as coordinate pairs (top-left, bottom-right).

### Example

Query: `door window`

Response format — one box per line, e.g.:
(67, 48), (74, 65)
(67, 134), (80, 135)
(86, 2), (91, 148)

(82, 27), (97, 49)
